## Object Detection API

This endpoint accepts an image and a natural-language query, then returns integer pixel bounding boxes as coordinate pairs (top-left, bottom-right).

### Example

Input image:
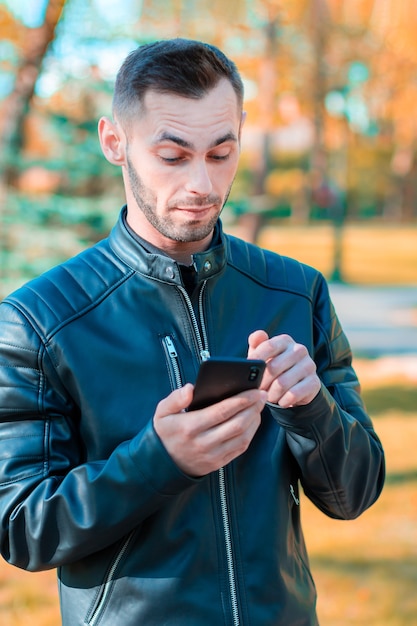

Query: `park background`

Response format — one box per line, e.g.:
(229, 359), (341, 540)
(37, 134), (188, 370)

(0, 0), (416, 624)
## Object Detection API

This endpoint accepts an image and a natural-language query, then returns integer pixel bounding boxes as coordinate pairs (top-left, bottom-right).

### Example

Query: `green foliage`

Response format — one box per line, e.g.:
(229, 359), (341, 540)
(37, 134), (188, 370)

(362, 385), (417, 416)
(0, 191), (122, 298)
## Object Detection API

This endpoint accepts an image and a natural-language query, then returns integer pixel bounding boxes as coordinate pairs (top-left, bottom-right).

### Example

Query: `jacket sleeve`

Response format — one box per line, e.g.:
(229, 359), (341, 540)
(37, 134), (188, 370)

(0, 301), (198, 572)
(268, 274), (385, 520)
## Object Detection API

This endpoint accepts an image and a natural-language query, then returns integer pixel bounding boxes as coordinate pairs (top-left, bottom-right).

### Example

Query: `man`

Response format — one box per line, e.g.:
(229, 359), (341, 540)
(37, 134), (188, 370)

(0, 39), (384, 625)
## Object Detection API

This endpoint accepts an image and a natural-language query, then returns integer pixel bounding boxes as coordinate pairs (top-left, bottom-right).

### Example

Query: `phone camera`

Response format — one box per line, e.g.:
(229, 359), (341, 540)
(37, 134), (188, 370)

(248, 366), (260, 381)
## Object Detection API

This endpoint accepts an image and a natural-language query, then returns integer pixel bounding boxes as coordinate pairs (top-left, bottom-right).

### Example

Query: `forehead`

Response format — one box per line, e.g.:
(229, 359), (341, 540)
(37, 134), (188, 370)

(136, 79), (241, 146)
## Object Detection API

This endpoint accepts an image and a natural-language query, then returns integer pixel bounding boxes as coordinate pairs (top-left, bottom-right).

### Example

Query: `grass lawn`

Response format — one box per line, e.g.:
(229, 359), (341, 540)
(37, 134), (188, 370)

(255, 221), (417, 285)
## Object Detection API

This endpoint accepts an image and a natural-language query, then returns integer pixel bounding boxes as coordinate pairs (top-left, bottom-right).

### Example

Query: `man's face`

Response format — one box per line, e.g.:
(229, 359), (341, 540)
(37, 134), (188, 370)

(120, 79), (243, 256)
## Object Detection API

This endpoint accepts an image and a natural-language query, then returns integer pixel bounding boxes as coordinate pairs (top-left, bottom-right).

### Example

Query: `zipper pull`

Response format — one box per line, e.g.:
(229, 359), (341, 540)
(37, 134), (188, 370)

(200, 349), (210, 362)
(165, 336), (178, 358)
(290, 484), (300, 505)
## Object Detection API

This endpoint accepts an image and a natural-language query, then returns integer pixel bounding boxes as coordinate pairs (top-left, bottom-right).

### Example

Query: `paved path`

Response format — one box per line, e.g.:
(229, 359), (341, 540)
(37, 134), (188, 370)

(329, 284), (417, 358)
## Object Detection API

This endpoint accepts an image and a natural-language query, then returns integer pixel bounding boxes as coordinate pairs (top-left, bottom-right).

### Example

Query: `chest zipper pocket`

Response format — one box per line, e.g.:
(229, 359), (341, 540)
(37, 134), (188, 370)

(162, 335), (183, 390)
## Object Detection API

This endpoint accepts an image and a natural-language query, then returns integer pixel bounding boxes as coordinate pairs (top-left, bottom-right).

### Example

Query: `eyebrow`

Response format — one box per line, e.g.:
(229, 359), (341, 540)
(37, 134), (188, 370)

(153, 131), (238, 150)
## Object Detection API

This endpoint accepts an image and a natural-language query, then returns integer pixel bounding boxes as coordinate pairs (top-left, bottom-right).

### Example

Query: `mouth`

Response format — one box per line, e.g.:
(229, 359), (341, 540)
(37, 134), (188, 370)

(175, 205), (216, 216)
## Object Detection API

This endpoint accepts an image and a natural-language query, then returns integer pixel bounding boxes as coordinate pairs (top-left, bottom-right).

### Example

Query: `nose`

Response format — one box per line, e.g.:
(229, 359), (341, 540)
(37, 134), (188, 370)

(184, 160), (213, 196)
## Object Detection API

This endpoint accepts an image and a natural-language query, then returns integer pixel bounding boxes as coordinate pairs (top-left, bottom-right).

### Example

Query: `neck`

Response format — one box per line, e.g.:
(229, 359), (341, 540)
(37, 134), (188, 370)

(159, 237), (212, 265)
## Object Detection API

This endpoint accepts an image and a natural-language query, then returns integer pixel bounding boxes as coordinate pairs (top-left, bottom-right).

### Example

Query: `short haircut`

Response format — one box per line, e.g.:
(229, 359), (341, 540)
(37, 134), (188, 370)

(113, 38), (244, 127)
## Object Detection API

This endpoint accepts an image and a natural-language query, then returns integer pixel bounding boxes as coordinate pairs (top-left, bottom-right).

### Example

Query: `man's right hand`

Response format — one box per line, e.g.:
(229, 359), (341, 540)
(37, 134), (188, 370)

(153, 384), (267, 477)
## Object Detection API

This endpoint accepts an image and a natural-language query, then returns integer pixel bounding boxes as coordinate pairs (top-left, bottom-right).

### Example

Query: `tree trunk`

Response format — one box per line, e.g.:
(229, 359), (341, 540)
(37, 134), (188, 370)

(308, 0), (330, 195)
(0, 0), (66, 290)
(237, 15), (279, 244)
(0, 0), (66, 177)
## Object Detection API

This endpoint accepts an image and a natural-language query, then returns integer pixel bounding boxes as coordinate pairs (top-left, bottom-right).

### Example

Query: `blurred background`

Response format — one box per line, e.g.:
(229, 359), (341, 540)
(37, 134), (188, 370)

(0, 1), (416, 625)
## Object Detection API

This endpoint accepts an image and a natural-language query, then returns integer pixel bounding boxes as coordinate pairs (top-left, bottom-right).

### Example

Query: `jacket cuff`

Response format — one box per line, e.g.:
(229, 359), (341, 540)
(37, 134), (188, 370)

(266, 386), (333, 433)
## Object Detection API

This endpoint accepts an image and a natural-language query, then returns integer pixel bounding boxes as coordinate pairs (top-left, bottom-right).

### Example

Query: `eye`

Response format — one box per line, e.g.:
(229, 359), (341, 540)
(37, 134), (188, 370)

(208, 151), (231, 161)
(159, 156), (184, 164)
(157, 149), (187, 164)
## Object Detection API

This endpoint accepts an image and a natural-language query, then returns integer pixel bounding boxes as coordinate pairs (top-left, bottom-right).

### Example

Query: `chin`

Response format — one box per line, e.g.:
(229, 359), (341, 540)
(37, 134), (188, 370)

(180, 226), (215, 243)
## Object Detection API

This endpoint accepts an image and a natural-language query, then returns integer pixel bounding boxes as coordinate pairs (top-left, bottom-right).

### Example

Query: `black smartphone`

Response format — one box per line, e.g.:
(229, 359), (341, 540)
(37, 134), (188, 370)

(188, 357), (266, 411)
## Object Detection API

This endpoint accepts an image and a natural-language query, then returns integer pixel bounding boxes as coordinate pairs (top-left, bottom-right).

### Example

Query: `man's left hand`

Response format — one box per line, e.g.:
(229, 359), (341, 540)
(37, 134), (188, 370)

(247, 330), (321, 408)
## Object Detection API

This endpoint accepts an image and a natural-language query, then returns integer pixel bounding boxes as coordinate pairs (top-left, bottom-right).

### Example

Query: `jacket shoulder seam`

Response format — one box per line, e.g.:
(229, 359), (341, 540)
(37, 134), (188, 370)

(3, 244), (135, 342)
(225, 234), (319, 301)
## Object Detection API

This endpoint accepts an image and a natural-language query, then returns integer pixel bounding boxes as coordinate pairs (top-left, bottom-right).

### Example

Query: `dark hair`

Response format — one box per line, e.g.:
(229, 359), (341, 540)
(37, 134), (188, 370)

(113, 38), (244, 125)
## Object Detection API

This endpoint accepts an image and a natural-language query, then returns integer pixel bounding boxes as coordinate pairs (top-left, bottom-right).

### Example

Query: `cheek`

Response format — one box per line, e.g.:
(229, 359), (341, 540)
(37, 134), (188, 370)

(148, 170), (180, 206)
(215, 162), (239, 189)
(140, 165), (173, 195)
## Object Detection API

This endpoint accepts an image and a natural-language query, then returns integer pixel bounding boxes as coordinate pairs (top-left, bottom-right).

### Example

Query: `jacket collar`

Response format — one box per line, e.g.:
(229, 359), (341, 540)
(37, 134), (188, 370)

(108, 206), (227, 286)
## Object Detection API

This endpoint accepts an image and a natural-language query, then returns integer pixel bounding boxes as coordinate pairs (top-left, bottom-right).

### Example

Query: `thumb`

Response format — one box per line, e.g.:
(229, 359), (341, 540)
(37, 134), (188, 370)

(155, 383), (194, 420)
(248, 330), (269, 357)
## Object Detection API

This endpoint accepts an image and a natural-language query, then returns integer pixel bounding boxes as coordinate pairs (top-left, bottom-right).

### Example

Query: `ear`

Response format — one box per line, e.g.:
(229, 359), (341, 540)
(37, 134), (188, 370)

(98, 116), (126, 166)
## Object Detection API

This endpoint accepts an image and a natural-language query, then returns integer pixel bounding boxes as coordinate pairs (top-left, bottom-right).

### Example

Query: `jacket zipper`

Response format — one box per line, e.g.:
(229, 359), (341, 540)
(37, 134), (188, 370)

(87, 531), (135, 626)
(165, 281), (241, 626)
(178, 282), (210, 362)
(219, 466), (240, 626)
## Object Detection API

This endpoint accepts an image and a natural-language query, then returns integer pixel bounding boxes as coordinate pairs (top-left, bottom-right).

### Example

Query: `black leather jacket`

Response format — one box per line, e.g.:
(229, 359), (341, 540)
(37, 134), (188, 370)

(0, 209), (384, 625)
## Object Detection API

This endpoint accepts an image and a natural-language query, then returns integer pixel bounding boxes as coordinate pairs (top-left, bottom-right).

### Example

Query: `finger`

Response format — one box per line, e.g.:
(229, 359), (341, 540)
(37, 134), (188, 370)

(249, 336), (294, 392)
(259, 343), (316, 399)
(267, 341), (308, 379)
(271, 375), (321, 408)
(266, 349), (320, 405)
(249, 334), (293, 364)
(213, 410), (263, 465)
(196, 394), (266, 464)
(247, 329), (269, 356)
(189, 389), (267, 428)
(155, 383), (194, 420)
(215, 393), (267, 443)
